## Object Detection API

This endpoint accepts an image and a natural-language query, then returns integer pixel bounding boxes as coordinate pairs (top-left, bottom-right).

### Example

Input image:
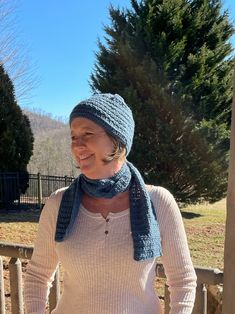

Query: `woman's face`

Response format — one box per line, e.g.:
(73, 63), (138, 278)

(70, 117), (123, 179)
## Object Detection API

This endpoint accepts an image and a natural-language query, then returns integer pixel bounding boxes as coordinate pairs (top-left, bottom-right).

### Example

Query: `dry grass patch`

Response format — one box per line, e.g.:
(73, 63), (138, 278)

(0, 210), (39, 244)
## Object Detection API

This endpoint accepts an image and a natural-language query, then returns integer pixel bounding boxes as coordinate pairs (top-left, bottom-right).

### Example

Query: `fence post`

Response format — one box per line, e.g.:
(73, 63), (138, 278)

(37, 173), (42, 209)
(0, 257), (5, 314)
(9, 258), (24, 314)
(49, 268), (60, 313)
(16, 172), (20, 208)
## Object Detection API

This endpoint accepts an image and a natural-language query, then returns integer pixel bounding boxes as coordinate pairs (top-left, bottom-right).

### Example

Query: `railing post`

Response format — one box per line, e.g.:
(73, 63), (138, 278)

(223, 65), (235, 313)
(0, 257), (5, 314)
(202, 284), (207, 314)
(164, 284), (170, 313)
(9, 258), (24, 314)
(192, 283), (206, 314)
(37, 173), (42, 209)
(49, 268), (60, 313)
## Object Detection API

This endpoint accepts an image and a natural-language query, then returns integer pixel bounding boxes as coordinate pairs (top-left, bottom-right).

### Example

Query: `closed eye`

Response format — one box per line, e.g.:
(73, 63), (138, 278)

(83, 132), (94, 137)
(70, 133), (94, 142)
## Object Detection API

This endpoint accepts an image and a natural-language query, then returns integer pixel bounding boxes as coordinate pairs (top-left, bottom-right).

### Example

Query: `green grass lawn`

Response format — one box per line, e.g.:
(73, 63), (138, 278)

(182, 198), (225, 270)
(0, 198), (226, 270)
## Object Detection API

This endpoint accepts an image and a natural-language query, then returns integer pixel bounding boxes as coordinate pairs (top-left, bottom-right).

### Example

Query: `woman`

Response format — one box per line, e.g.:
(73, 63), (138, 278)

(24, 93), (197, 313)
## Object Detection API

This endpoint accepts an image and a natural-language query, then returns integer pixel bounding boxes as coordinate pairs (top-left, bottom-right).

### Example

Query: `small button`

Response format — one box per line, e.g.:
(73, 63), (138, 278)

(105, 230), (109, 235)
(106, 218), (110, 222)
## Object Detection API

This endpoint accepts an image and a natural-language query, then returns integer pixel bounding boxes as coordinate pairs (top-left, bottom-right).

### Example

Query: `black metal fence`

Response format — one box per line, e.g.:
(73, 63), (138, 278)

(0, 172), (75, 211)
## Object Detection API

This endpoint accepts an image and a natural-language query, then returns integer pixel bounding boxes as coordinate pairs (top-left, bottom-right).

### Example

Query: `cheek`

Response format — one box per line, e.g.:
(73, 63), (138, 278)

(70, 143), (78, 157)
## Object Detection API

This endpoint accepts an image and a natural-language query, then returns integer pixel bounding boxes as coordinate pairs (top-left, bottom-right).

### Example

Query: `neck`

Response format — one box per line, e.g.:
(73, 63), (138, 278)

(85, 160), (125, 180)
(82, 190), (130, 215)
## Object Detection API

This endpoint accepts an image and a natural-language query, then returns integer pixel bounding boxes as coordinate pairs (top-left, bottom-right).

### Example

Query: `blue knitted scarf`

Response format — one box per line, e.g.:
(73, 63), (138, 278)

(55, 162), (162, 261)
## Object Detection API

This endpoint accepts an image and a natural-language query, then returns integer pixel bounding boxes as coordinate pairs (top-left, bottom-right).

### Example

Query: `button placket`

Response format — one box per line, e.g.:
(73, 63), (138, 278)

(104, 217), (110, 236)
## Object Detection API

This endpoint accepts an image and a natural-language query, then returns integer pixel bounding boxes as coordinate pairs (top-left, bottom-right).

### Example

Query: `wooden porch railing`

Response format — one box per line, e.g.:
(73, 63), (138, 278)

(0, 242), (223, 314)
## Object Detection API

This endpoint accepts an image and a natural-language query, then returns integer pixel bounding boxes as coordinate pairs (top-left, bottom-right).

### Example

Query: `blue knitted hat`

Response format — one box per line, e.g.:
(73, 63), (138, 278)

(69, 93), (135, 155)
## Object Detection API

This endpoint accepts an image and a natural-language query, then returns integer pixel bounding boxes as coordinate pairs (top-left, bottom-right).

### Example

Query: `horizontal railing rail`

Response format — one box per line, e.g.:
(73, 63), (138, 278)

(0, 242), (223, 314)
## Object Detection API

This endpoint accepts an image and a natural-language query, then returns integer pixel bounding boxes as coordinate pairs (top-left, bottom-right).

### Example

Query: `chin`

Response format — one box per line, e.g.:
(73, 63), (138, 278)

(80, 168), (96, 179)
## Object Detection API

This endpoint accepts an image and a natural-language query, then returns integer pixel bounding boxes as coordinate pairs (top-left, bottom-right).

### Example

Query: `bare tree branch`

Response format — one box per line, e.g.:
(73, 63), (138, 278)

(0, 0), (38, 104)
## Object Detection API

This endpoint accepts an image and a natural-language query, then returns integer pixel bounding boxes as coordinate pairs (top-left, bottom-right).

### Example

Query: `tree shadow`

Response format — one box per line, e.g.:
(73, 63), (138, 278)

(181, 211), (202, 219)
(0, 204), (41, 223)
(0, 206), (203, 222)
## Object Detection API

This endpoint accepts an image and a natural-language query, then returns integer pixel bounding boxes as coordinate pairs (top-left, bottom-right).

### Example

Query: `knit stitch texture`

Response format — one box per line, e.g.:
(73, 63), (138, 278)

(69, 93), (134, 155)
(55, 162), (162, 261)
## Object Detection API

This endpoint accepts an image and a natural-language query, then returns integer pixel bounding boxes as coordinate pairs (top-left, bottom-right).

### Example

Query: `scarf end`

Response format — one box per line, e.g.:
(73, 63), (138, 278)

(134, 247), (163, 261)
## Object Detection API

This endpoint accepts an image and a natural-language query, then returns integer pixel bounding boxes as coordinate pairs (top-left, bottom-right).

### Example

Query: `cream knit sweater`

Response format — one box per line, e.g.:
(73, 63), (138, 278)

(24, 186), (197, 314)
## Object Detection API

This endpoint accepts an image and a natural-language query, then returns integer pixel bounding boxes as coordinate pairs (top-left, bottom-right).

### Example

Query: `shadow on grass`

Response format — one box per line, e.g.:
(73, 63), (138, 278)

(0, 204), (41, 223)
(1, 206), (203, 222)
(0, 212), (40, 223)
(181, 211), (202, 219)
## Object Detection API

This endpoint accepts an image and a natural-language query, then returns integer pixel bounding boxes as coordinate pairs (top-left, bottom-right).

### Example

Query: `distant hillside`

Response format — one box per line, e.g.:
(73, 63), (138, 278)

(24, 109), (78, 177)
(23, 109), (67, 136)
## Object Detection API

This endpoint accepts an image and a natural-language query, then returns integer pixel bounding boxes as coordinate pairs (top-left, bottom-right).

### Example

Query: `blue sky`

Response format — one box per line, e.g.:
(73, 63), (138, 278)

(15, 0), (235, 120)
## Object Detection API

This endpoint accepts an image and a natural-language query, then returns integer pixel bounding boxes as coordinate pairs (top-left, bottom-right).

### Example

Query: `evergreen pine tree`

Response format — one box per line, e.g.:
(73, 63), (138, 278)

(0, 64), (34, 171)
(91, 0), (234, 203)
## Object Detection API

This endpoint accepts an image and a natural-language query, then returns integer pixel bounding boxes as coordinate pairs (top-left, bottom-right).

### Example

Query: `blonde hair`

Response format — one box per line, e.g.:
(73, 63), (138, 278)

(105, 135), (127, 162)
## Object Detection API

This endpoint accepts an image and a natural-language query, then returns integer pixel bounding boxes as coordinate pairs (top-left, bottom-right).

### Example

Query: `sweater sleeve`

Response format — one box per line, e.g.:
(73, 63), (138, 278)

(151, 187), (197, 314)
(24, 190), (62, 314)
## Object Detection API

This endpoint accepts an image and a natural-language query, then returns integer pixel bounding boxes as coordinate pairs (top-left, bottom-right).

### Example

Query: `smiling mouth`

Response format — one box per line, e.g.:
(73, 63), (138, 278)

(79, 154), (93, 161)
